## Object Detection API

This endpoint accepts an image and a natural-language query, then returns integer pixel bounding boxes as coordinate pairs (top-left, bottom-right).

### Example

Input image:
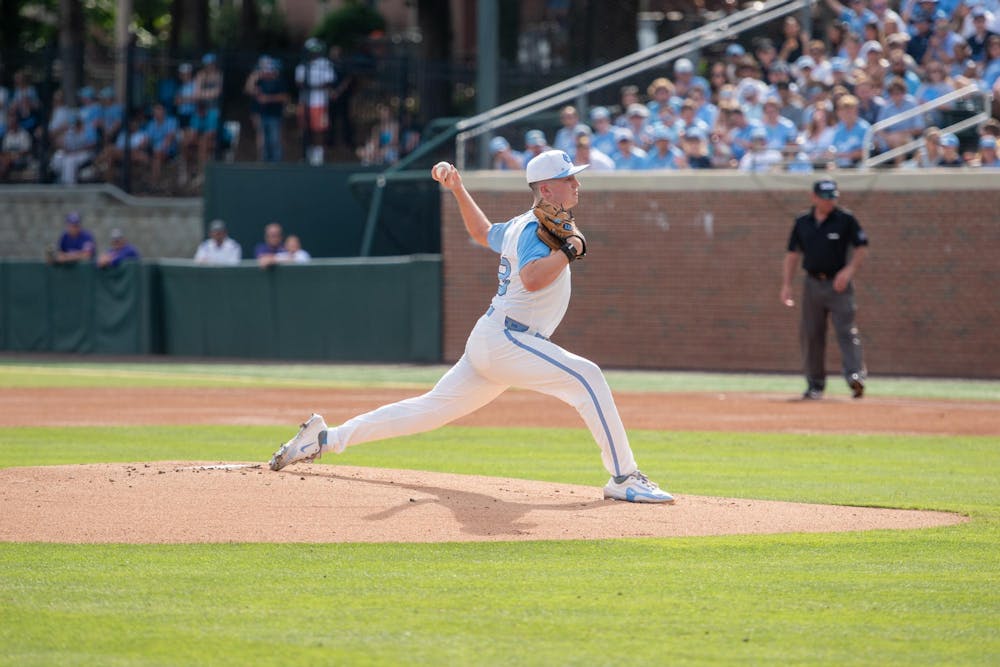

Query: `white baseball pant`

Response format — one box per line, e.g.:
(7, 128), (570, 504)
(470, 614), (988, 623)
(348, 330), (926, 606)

(322, 311), (638, 478)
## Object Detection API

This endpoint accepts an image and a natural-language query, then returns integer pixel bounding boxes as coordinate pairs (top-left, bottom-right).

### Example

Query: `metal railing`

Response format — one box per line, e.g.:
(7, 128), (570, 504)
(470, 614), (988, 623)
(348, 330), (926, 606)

(861, 84), (993, 169)
(454, 0), (817, 169)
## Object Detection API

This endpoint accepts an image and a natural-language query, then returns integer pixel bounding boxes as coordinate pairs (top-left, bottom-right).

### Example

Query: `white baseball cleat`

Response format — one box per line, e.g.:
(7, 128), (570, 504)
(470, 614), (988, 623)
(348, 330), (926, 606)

(603, 470), (675, 504)
(269, 413), (328, 471)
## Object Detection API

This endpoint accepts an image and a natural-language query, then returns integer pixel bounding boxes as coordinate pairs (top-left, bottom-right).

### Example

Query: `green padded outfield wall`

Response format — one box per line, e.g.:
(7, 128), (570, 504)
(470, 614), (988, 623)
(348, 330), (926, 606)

(0, 257), (442, 362)
(0, 261), (154, 354)
(202, 164), (442, 258)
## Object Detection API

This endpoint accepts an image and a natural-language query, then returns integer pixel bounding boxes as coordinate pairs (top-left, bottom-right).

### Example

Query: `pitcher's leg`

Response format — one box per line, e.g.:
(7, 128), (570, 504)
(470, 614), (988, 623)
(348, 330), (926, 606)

(830, 286), (865, 383)
(496, 332), (637, 478)
(323, 354), (506, 453)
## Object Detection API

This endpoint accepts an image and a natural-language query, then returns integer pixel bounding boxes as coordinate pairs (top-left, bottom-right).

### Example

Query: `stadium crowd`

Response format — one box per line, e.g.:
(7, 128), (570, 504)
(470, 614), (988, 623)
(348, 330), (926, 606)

(2, 0), (1000, 189)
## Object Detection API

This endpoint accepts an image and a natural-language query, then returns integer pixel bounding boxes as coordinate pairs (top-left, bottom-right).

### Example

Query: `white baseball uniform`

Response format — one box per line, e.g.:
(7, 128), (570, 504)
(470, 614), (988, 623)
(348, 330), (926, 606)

(320, 208), (638, 479)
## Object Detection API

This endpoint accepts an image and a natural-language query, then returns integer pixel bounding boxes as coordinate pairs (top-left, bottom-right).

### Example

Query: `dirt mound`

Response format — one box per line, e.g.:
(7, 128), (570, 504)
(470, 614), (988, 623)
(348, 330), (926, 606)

(0, 462), (966, 544)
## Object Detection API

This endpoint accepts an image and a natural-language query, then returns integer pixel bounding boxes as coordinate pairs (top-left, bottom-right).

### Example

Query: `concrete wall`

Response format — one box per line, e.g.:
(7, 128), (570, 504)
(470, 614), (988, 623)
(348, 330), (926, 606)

(0, 185), (203, 260)
(442, 170), (1000, 379)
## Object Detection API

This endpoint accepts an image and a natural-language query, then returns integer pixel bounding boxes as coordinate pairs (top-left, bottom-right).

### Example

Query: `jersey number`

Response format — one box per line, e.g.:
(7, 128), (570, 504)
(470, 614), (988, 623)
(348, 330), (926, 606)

(497, 256), (511, 296)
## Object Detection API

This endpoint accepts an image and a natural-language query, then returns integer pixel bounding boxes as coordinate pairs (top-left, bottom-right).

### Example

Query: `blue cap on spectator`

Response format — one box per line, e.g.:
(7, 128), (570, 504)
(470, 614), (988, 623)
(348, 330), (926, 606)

(795, 55), (816, 69)
(726, 43), (746, 57)
(940, 133), (959, 148)
(980, 135), (997, 149)
(750, 126), (768, 140)
(524, 129), (547, 147)
(66, 211), (82, 225)
(674, 58), (694, 74)
(652, 124), (673, 141)
(573, 123), (592, 137)
(831, 57), (849, 73)
(764, 94), (781, 107)
(202, 53), (217, 65)
(99, 86), (114, 100)
(179, 62), (193, 74)
(972, 6), (988, 18)
(590, 106), (611, 121)
(627, 103), (650, 118)
(614, 127), (635, 143)
(685, 127), (706, 141)
(79, 86), (94, 99)
(490, 136), (510, 153)
(770, 61), (791, 75)
(933, 9), (949, 22)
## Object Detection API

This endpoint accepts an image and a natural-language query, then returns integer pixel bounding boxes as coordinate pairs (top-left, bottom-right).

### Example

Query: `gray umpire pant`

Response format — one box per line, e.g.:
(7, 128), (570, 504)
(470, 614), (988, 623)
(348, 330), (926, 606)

(800, 275), (865, 392)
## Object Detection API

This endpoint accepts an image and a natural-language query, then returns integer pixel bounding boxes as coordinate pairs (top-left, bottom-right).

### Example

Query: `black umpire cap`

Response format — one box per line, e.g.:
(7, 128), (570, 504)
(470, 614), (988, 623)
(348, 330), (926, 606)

(813, 179), (839, 199)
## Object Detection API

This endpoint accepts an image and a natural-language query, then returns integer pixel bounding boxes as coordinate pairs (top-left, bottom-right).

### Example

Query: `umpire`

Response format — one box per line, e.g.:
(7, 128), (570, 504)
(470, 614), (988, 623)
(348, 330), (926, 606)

(781, 179), (868, 400)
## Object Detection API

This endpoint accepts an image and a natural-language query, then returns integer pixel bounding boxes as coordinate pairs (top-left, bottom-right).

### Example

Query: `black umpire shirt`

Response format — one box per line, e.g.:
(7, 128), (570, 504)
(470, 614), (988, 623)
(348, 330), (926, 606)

(787, 206), (868, 276)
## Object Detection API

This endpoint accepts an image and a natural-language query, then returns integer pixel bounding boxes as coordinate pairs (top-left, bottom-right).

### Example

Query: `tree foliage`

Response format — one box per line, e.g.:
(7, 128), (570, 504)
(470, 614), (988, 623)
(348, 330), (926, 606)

(313, 0), (386, 51)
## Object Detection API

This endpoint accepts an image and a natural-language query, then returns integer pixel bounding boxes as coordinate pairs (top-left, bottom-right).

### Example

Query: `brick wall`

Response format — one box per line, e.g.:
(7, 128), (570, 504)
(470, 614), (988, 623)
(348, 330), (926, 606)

(442, 171), (1000, 379)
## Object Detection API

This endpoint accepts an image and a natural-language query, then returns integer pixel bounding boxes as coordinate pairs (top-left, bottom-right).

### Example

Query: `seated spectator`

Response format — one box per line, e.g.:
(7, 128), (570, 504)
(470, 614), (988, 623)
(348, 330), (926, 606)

(937, 132), (966, 166)
(572, 133), (615, 170)
(50, 113), (97, 184)
(672, 58), (709, 99)
(830, 94), (871, 167)
(739, 126), (784, 171)
(10, 70), (41, 139)
(97, 87), (124, 148)
(195, 219), (243, 265)
(280, 235), (311, 263)
(489, 136), (524, 170)
(905, 126), (942, 168)
(589, 107), (617, 156)
(520, 129), (550, 167)
(778, 14), (808, 64)
(52, 211), (96, 264)
(966, 6), (998, 62)
(358, 102), (399, 165)
(181, 100), (218, 185)
(145, 103), (179, 182)
(853, 72), (886, 125)
(611, 128), (647, 170)
(982, 34), (1000, 89)
(680, 127), (712, 168)
(876, 77), (925, 161)
(97, 229), (141, 268)
(96, 112), (150, 181)
(673, 98), (712, 142)
(0, 107), (33, 181)
(973, 134), (1000, 166)
(924, 10), (964, 69)
(760, 95), (798, 150)
(688, 84), (719, 129)
(47, 89), (75, 148)
(255, 222), (285, 268)
(77, 86), (102, 136)
(914, 62), (956, 126)
(724, 105), (759, 163)
(798, 103), (837, 163)
(553, 105), (580, 154)
(641, 125), (684, 169)
(646, 77), (677, 120)
(613, 84), (640, 127)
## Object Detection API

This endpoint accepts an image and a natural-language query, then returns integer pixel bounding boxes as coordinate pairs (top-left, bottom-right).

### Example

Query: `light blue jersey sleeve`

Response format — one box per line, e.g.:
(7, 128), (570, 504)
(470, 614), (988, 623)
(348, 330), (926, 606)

(517, 222), (551, 270)
(486, 221), (510, 253)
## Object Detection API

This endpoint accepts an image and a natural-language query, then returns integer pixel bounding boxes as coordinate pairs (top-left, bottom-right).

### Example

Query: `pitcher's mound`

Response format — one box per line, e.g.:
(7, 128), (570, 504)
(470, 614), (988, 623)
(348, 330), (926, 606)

(0, 462), (965, 544)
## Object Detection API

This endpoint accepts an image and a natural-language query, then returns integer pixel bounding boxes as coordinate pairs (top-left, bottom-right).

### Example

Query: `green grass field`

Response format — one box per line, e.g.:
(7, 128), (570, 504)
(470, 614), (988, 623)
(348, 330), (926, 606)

(1, 362), (998, 666)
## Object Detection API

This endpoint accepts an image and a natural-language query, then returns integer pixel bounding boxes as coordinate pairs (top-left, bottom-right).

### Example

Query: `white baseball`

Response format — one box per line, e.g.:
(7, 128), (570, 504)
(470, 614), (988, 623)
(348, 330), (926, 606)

(432, 161), (452, 183)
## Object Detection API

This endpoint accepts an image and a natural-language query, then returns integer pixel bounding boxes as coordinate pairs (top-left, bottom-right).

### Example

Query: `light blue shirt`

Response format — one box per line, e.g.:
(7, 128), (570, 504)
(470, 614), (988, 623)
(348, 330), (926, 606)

(763, 116), (798, 150)
(487, 219), (549, 270)
(641, 145), (683, 169)
(831, 119), (871, 167)
(877, 96), (924, 132)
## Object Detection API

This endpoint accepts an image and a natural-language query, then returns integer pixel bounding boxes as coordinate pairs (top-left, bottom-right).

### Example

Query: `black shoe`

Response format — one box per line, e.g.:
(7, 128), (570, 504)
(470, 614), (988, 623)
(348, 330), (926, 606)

(802, 389), (823, 400)
(849, 375), (865, 399)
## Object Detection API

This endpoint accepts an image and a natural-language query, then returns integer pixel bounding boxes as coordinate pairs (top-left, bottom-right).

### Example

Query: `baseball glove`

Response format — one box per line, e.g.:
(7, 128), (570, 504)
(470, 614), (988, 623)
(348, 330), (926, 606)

(533, 201), (587, 260)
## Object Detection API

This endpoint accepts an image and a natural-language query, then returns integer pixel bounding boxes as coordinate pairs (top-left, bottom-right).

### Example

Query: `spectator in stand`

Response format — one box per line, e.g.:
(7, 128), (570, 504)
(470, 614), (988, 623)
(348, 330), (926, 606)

(327, 45), (357, 154)
(358, 102), (399, 165)
(709, 102), (739, 168)
(97, 87), (123, 148)
(280, 235), (311, 263)
(915, 61), (957, 125)
(688, 84), (719, 129)
(490, 136), (524, 170)
(181, 100), (219, 185)
(887, 49), (922, 94)
(641, 124), (684, 169)
(256, 222), (285, 268)
(296, 38), (336, 166)
(852, 72), (886, 125)
(808, 39), (834, 86)
(825, 0), (879, 41)
(77, 87), (101, 136)
(725, 105), (759, 164)
(830, 57), (855, 91)
(175, 63), (198, 137)
(243, 56), (266, 160)
(97, 229), (141, 268)
(673, 98), (712, 141)
(982, 34), (1000, 88)
(876, 77), (925, 162)
(145, 103), (178, 183)
(611, 128), (646, 170)
(709, 61), (731, 98)
(774, 79), (806, 129)
(623, 103), (654, 149)
(949, 36), (975, 76)
(967, 6), (998, 61)
(680, 127), (712, 169)
(50, 112), (97, 184)
(924, 9), (965, 67)
(589, 106), (617, 156)
(52, 212), (96, 264)
(398, 109), (422, 158)
(973, 134), (1000, 166)
(47, 89), (75, 149)
(0, 107), (32, 181)
(937, 132), (966, 165)
(195, 219), (242, 265)
(907, 126), (943, 167)
(799, 103), (838, 163)
(10, 70), (41, 139)
(553, 105), (580, 154)
(840, 29), (865, 63)
(195, 53), (223, 109)
(907, 11), (934, 63)
(871, 0), (905, 32)
(761, 95), (798, 150)
(722, 43), (747, 82)
(520, 129), (550, 167)
(255, 56), (289, 163)
(673, 58), (709, 99)
(572, 133), (615, 171)
(613, 85), (640, 127)
(778, 14), (809, 64)
(96, 112), (149, 181)
(739, 126), (784, 172)
(754, 38), (779, 83)
(830, 94), (871, 167)
(646, 78), (676, 121)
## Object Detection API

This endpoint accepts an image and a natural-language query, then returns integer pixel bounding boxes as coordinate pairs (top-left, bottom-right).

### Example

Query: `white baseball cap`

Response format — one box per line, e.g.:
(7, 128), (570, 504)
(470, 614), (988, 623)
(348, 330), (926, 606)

(525, 150), (589, 184)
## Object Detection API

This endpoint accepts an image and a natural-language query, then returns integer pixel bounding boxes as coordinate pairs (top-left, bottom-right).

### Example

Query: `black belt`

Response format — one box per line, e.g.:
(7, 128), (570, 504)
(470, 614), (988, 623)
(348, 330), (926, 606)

(808, 271), (837, 281)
